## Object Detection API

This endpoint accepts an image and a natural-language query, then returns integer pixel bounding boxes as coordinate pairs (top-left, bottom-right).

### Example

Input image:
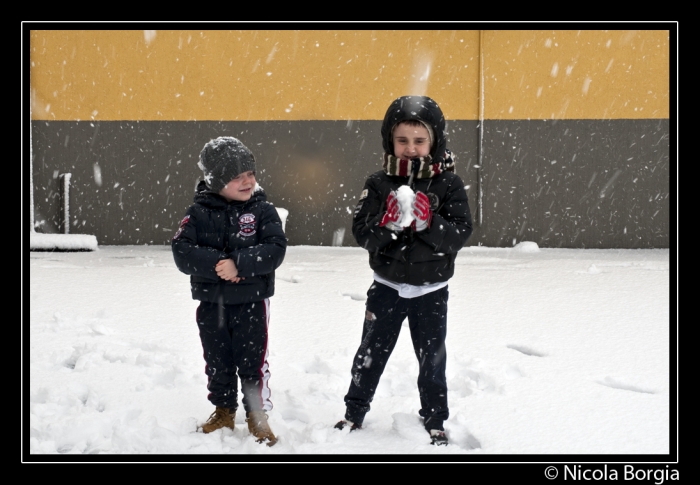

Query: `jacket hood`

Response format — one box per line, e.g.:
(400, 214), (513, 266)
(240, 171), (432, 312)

(193, 179), (267, 208)
(380, 95), (447, 165)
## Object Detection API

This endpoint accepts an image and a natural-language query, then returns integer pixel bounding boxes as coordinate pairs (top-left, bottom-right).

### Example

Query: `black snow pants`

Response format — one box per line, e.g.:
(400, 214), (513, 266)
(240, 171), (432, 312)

(343, 282), (449, 431)
(196, 298), (272, 413)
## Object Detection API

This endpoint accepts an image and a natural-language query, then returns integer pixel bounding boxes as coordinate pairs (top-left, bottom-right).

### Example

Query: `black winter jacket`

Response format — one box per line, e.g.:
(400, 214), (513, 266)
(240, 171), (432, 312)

(353, 95), (473, 285)
(352, 170), (472, 285)
(172, 180), (287, 305)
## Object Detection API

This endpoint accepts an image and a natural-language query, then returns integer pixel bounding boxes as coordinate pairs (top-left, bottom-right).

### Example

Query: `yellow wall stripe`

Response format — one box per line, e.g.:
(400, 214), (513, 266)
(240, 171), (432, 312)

(482, 30), (670, 120)
(30, 30), (481, 121)
(30, 30), (669, 122)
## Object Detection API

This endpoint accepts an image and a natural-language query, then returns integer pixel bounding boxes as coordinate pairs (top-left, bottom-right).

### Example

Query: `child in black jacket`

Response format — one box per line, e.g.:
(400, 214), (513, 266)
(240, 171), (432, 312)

(335, 96), (473, 445)
(172, 136), (286, 446)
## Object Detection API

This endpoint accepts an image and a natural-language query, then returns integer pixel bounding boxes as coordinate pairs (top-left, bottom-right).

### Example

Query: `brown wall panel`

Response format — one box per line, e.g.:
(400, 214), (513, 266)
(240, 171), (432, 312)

(479, 119), (669, 248)
(30, 119), (480, 246)
(30, 117), (668, 248)
(28, 28), (672, 249)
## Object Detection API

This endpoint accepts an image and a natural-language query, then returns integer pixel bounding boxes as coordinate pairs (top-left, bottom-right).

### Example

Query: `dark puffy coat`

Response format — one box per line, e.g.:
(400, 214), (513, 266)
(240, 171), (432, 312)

(353, 96), (473, 285)
(172, 180), (287, 305)
(353, 170), (472, 285)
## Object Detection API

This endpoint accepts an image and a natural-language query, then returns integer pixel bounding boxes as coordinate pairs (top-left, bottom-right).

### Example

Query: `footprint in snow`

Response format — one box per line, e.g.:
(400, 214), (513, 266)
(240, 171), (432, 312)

(277, 274), (302, 283)
(597, 376), (657, 394)
(506, 344), (546, 357)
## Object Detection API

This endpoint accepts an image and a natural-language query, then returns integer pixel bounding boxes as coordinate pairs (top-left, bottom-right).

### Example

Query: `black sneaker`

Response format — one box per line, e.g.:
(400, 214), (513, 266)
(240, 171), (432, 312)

(334, 419), (362, 431)
(429, 429), (448, 446)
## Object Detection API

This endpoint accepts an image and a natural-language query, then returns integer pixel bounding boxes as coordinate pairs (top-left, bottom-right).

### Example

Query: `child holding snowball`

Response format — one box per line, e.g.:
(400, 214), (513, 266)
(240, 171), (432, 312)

(335, 96), (473, 446)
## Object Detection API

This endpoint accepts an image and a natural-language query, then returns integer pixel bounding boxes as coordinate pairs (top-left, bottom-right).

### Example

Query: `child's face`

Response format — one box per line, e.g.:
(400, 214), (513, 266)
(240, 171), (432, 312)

(392, 122), (431, 160)
(219, 171), (256, 202)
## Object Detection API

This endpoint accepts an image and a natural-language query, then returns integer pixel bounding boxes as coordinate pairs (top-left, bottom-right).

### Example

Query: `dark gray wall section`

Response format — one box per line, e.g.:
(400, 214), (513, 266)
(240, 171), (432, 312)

(30, 118), (668, 248)
(479, 119), (670, 248)
(29, 120), (480, 247)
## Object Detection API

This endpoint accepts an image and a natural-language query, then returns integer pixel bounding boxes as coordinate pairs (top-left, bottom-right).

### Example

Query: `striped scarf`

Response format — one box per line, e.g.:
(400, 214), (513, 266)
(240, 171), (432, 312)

(382, 149), (455, 179)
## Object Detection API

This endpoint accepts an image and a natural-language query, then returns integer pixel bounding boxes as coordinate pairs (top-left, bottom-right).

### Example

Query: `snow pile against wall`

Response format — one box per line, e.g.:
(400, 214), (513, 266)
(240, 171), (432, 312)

(30, 232), (98, 251)
(513, 241), (541, 253)
(275, 207), (288, 233)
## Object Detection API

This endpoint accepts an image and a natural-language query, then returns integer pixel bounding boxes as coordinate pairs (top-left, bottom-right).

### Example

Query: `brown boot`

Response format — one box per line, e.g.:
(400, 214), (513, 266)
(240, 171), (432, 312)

(246, 410), (278, 446)
(200, 407), (235, 434)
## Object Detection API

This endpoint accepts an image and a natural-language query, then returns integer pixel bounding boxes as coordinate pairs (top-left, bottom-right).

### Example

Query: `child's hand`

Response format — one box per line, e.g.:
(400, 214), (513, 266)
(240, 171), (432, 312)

(379, 190), (403, 231)
(216, 259), (243, 282)
(412, 191), (432, 232)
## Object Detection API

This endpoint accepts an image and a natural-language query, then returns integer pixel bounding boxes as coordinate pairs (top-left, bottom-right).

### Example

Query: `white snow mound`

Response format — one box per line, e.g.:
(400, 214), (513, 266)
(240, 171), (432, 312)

(513, 241), (540, 253)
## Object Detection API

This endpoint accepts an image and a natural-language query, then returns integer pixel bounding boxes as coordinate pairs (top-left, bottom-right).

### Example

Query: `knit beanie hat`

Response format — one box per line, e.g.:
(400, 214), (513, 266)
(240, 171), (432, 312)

(198, 136), (256, 193)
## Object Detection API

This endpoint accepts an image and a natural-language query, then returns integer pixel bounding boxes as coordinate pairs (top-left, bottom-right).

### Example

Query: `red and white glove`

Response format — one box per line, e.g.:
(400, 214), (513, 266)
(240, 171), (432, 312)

(412, 191), (432, 232)
(379, 190), (403, 231)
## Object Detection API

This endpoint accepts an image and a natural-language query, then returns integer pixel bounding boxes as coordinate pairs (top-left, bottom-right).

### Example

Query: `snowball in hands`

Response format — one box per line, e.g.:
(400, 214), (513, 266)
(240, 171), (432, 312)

(396, 185), (416, 227)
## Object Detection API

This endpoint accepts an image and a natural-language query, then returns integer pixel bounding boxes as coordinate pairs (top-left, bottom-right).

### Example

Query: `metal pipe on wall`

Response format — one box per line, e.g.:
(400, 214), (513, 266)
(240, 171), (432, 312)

(29, 104), (34, 233)
(477, 30), (484, 227)
(61, 173), (71, 234)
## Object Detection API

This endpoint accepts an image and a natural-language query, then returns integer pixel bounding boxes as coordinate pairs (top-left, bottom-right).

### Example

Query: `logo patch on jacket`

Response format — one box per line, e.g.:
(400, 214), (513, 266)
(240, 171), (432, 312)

(354, 189), (369, 216)
(427, 193), (440, 210)
(237, 213), (257, 237)
(173, 215), (190, 240)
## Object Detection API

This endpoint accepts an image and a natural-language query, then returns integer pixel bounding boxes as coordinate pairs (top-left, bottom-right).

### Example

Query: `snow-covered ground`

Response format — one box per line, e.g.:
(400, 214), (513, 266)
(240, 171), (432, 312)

(26, 241), (673, 461)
